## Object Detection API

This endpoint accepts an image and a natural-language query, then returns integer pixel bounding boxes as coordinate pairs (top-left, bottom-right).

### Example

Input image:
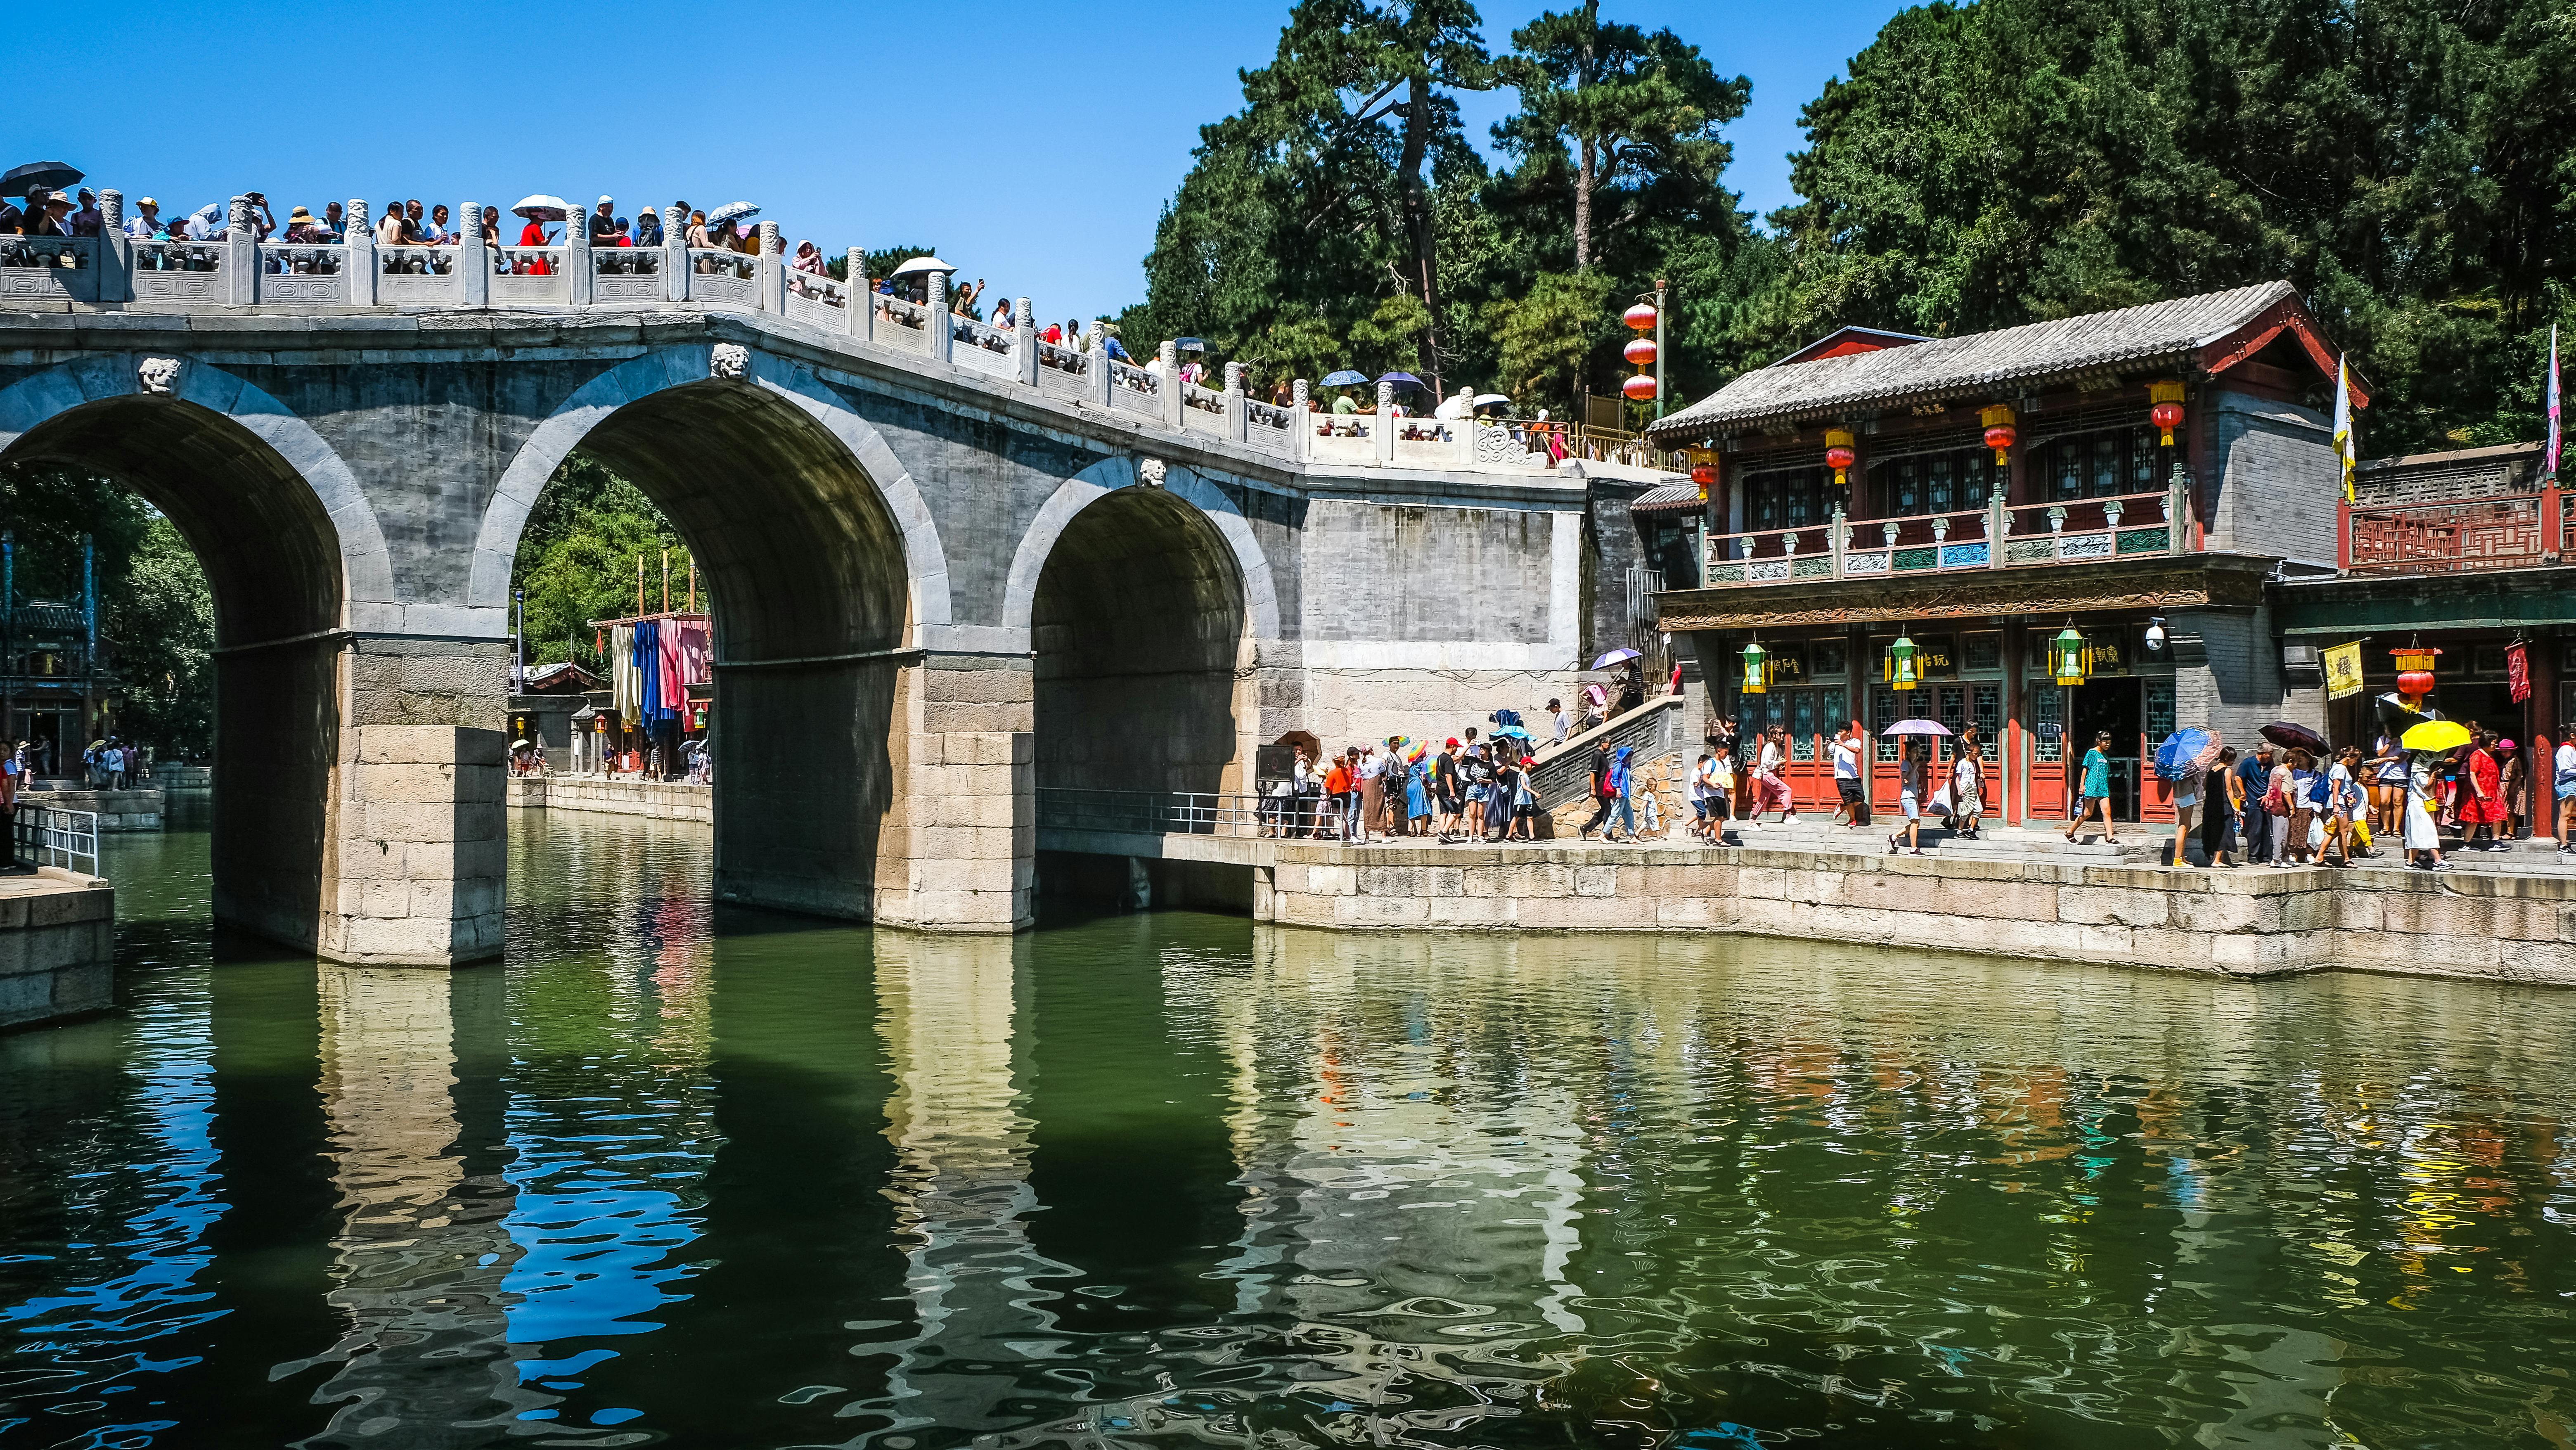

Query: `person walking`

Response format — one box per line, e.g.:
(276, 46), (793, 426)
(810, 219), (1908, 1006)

(2405, 749), (2449, 871)
(1829, 724), (1866, 828)
(2167, 734), (2213, 867)
(1602, 746), (1638, 842)
(2498, 738), (2528, 841)
(1359, 741), (1389, 841)
(2323, 744), (2364, 867)
(1889, 740), (1929, 855)
(1432, 739), (1464, 842)
(2557, 734), (2576, 853)
(1405, 748), (1433, 838)
(2371, 728), (2406, 841)
(2203, 746), (2242, 867)
(1755, 725), (1795, 825)
(1953, 726), (1985, 840)
(2067, 731), (2118, 844)
(1550, 698), (1570, 746)
(2237, 742), (2276, 864)
(2460, 730), (2506, 851)
(1580, 740), (1617, 840)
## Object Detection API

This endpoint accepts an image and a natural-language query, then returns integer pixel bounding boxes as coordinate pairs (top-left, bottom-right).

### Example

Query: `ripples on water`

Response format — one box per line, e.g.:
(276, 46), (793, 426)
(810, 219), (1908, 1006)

(2, 811), (2574, 1447)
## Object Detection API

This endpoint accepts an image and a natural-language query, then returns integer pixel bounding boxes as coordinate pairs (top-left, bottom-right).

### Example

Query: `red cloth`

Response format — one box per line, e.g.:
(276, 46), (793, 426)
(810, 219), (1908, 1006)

(518, 221), (553, 273)
(675, 620), (711, 687)
(657, 623), (684, 714)
(2462, 748), (2508, 824)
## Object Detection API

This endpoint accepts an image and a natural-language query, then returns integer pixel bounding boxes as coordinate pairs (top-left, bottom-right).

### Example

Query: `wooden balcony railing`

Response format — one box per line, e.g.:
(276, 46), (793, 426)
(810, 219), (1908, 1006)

(1700, 482), (2191, 588)
(2339, 487), (2563, 574)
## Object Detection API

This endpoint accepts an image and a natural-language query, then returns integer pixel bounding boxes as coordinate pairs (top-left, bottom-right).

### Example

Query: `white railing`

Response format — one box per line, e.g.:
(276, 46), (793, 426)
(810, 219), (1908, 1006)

(130, 239), (223, 272)
(591, 247), (661, 276)
(1039, 339), (1090, 375)
(15, 806), (99, 877)
(379, 246), (457, 275)
(493, 246), (564, 276)
(952, 313), (1011, 354)
(0, 237), (93, 270)
(783, 267), (841, 304)
(876, 294), (930, 331)
(260, 244), (345, 275)
(1108, 358), (1155, 393)
(689, 249), (756, 280)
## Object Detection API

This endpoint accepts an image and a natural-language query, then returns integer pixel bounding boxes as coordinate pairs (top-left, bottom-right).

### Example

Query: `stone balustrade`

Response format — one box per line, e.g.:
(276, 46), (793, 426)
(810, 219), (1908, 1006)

(4, 189), (1593, 478)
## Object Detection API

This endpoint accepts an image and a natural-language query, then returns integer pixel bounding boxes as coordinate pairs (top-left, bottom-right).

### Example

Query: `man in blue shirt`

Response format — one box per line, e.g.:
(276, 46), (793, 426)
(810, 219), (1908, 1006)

(2234, 742), (2275, 864)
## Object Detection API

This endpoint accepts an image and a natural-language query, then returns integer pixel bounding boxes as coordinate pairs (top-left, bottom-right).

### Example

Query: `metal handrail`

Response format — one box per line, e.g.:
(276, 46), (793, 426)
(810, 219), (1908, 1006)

(1036, 787), (1271, 837)
(15, 805), (99, 876)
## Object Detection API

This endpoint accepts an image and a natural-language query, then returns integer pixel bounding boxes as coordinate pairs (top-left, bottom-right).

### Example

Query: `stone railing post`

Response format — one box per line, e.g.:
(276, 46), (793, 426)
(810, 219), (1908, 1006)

(1224, 360), (1249, 443)
(666, 200), (691, 302)
(1374, 378), (1395, 463)
(1988, 490), (2008, 569)
(1830, 504), (1848, 576)
(756, 220), (783, 313)
(1159, 340), (1183, 428)
(565, 200), (594, 305)
(2169, 463), (2193, 554)
(346, 198), (377, 305)
(1089, 326), (1112, 408)
(224, 195), (257, 304)
(94, 189), (131, 303)
(1292, 378), (1312, 460)
(458, 202), (489, 306)
(926, 271), (954, 365)
(1015, 296), (1037, 385)
(846, 246), (871, 341)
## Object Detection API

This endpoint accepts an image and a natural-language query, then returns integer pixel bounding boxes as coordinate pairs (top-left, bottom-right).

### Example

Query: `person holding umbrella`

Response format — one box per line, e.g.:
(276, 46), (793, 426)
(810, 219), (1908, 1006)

(1889, 737), (1931, 855)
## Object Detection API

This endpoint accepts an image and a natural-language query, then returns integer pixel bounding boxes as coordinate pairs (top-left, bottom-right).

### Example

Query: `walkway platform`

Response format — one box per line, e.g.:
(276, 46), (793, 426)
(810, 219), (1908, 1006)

(0, 867), (116, 1030)
(507, 775), (710, 824)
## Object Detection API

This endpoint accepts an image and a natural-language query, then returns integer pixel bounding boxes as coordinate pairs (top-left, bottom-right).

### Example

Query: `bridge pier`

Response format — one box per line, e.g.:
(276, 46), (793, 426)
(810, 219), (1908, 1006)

(874, 655), (1035, 932)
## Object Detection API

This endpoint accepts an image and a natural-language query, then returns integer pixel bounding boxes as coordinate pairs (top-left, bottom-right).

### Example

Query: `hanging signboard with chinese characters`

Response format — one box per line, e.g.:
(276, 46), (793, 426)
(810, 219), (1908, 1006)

(2323, 641), (2365, 700)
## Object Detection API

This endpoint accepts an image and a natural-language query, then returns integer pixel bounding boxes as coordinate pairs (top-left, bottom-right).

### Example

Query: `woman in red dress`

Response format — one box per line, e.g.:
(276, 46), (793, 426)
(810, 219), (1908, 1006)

(2460, 730), (2507, 851)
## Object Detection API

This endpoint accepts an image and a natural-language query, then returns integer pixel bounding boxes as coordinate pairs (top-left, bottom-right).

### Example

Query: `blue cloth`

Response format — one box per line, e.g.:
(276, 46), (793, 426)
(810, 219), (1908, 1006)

(1608, 746), (1633, 798)
(634, 618), (678, 722)
(1406, 761), (1430, 819)
(2081, 747), (2110, 798)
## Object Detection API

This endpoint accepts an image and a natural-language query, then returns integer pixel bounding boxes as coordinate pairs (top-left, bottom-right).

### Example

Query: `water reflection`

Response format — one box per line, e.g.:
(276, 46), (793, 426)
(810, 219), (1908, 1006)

(0, 814), (2572, 1448)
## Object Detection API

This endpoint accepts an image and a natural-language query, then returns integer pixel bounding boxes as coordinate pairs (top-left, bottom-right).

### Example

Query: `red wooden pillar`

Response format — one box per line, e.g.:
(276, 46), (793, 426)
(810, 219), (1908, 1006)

(2337, 495), (2352, 571)
(2543, 482), (2562, 562)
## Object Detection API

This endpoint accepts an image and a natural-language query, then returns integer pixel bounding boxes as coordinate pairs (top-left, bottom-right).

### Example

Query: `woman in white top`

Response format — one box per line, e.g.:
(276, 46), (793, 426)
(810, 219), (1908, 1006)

(1951, 727), (1984, 839)
(2404, 751), (2447, 871)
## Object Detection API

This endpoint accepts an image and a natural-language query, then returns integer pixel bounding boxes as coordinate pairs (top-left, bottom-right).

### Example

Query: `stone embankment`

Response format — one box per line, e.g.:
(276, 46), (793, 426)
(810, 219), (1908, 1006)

(0, 868), (116, 1029)
(508, 776), (711, 824)
(1255, 842), (2576, 986)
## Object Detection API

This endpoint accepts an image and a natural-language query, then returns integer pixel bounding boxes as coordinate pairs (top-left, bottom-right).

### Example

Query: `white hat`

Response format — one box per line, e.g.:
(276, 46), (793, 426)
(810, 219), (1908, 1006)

(597, 194), (613, 204)
(137, 197), (158, 208)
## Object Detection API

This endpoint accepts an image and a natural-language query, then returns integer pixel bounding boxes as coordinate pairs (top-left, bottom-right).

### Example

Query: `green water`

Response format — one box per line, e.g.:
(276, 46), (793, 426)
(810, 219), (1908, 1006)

(3, 813), (2575, 1448)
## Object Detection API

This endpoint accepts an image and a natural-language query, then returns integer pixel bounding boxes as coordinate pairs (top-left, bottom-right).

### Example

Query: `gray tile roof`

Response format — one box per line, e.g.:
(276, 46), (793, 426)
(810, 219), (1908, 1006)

(1649, 281), (2297, 438)
(1629, 482), (1704, 514)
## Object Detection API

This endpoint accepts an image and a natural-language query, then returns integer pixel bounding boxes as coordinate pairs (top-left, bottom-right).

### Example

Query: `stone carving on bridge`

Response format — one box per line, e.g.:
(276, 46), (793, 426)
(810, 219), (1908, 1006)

(709, 343), (749, 379)
(137, 357), (185, 395)
(1136, 457), (1166, 488)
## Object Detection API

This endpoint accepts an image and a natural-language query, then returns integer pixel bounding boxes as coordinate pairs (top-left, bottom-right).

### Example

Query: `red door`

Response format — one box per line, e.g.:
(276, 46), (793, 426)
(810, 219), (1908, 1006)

(2025, 684), (2069, 822)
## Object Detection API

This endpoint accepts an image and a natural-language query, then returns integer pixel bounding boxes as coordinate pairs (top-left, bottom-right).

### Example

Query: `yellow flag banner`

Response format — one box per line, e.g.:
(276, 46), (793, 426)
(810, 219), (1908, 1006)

(2324, 641), (2366, 700)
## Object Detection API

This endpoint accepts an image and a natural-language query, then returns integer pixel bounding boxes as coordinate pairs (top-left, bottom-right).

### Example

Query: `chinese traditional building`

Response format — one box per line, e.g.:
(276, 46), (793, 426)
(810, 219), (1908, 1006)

(1646, 281), (2359, 827)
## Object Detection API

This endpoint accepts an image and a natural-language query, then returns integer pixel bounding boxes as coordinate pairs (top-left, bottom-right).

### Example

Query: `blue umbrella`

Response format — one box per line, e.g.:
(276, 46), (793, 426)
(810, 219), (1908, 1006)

(1378, 371), (1425, 388)
(2155, 727), (2214, 780)
(1591, 648), (1641, 669)
(1174, 337), (1209, 353)
(1321, 370), (1369, 386)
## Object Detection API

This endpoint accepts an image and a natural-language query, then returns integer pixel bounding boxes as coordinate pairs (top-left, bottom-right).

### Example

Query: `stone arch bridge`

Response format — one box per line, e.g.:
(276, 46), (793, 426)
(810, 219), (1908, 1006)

(0, 194), (1655, 964)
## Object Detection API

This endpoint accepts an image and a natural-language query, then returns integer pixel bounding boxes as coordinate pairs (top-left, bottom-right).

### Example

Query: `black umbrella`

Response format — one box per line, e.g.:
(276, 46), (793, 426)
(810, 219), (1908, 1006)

(2, 161), (83, 199)
(2259, 720), (2328, 753)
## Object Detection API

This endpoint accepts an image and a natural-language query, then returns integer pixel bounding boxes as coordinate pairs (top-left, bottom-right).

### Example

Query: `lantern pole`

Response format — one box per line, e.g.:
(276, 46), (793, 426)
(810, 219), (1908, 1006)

(1653, 277), (1668, 421)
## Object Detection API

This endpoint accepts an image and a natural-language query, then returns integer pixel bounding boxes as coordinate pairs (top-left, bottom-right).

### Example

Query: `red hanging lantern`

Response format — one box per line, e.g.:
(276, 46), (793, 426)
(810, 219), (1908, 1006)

(1623, 336), (1657, 366)
(2149, 380), (2186, 446)
(1979, 403), (2017, 465)
(2397, 670), (2436, 698)
(1622, 373), (1657, 401)
(1823, 428), (1856, 487)
(1623, 302), (1659, 333)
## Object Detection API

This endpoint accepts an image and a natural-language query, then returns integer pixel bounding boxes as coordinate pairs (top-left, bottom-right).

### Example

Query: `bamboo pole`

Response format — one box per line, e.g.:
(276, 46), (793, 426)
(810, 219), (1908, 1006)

(661, 548), (670, 614)
(635, 553), (644, 616)
(687, 557), (696, 613)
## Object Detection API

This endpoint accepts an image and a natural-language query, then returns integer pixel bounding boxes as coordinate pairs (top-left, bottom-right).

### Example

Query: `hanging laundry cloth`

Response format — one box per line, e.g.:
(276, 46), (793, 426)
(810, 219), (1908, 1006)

(610, 624), (639, 723)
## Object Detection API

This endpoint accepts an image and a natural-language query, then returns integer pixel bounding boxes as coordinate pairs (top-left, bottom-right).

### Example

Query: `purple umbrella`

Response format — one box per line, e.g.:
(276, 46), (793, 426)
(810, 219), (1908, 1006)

(1880, 719), (1952, 736)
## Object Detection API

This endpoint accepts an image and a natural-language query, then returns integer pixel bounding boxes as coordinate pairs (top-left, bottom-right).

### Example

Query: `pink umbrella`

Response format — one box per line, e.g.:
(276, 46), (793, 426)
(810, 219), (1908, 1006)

(1880, 719), (1952, 737)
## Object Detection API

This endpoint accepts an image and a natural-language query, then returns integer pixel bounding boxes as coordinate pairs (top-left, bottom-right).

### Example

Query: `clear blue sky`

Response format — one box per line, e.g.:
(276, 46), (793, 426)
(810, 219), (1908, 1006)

(11, 0), (1904, 325)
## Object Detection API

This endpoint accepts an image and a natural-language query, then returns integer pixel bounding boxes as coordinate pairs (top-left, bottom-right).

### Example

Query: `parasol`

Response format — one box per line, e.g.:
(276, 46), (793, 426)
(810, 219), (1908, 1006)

(2155, 727), (2217, 781)
(1474, 393), (1513, 409)
(2401, 719), (2471, 752)
(1378, 371), (1425, 388)
(888, 254), (956, 277)
(1881, 719), (1952, 736)
(2, 161), (81, 198)
(1174, 337), (1208, 353)
(511, 194), (572, 221)
(1321, 369), (1369, 386)
(1591, 648), (1641, 669)
(705, 199), (760, 225)
(2259, 721), (2328, 753)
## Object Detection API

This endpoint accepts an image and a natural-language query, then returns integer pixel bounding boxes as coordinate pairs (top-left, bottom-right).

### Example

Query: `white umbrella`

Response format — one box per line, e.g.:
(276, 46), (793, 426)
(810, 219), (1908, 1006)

(1475, 393), (1513, 408)
(511, 193), (572, 221)
(889, 254), (956, 277)
(705, 200), (760, 225)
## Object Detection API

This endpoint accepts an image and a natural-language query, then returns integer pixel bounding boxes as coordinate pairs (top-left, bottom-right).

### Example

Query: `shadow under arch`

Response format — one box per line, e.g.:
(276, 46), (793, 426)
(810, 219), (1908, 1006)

(0, 374), (357, 951)
(503, 370), (915, 919)
(1028, 470), (1253, 798)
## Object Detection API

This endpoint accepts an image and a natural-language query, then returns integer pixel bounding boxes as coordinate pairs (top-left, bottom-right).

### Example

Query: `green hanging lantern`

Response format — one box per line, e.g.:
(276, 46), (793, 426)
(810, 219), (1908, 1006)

(1889, 632), (1919, 692)
(2050, 623), (2090, 686)
(1741, 637), (1770, 695)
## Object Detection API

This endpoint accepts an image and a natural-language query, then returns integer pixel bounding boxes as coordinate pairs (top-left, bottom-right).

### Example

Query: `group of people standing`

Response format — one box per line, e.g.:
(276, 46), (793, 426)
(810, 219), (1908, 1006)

(1267, 727), (1552, 844)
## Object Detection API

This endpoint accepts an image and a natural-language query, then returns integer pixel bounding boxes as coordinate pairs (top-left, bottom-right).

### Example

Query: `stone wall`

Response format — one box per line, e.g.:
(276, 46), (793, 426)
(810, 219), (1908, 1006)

(19, 789), (164, 831)
(0, 869), (115, 1029)
(1255, 842), (2576, 986)
(507, 776), (711, 823)
(2209, 389), (2337, 567)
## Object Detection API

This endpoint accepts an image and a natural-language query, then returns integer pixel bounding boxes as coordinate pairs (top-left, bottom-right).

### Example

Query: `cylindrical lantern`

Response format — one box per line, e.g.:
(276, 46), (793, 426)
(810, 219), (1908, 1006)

(1741, 638), (1769, 695)
(2149, 380), (2186, 446)
(1889, 632), (1919, 691)
(1623, 336), (1657, 366)
(1980, 403), (2017, 465)
(1623, 302), (1659, 334)
(2050, 624), (2090, 686)
(2392, 644), (2441, 701)
(1824, 427), (1856, 487)
(1622, 373), (1657, 401)
(1689, 448), (1717, 502)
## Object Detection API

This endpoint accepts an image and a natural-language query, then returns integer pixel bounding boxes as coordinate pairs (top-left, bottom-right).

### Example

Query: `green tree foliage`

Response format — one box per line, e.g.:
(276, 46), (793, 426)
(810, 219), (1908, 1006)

(105, 517), (213, 758)
(1764, 0), (2576, 453)
(511, 454), (696, 671)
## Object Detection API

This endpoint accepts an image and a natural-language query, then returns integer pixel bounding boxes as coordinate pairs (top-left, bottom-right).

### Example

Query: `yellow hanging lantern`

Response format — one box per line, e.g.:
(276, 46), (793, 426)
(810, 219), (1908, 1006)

(1824, 427), (1856, 487)
(1741, 638), (1770, 694)
(2050, 624), (2090, 686)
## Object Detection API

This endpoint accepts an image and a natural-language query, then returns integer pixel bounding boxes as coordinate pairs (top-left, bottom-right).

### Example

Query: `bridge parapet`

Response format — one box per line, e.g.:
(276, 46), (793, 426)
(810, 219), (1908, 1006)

(7, 189), (1656, 481)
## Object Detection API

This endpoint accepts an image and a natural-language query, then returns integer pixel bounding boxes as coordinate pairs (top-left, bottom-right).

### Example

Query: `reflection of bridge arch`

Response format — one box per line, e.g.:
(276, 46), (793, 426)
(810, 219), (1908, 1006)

(1014, 460), (1273, 799)
(474, 345), (953, 920)
(0, 356), (394, 954)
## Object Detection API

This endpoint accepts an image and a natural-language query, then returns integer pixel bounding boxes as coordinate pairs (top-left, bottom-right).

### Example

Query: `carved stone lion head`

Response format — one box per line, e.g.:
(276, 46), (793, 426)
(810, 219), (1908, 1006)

(137, 357), (184, 395)
(1137, 457), (1167, 488)
(709, 343), (749, 379)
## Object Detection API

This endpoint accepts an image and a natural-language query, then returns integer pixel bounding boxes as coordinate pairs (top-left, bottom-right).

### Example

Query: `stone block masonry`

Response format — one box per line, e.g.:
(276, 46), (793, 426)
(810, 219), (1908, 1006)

(1256, 842), (2576, 986)
(0, 868), (116, 1030)
(508, 776), (711, 824)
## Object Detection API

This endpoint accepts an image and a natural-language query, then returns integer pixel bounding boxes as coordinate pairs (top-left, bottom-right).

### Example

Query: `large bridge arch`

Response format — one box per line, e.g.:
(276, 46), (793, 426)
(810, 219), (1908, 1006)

(476, 344), (956, 922)
(1009, 459), (1274, 800)
(0, 354), (398, 954)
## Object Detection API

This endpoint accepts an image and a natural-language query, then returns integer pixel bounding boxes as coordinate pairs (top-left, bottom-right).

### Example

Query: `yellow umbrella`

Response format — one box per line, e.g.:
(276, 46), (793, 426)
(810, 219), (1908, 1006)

(2401, 719), (2471, 752)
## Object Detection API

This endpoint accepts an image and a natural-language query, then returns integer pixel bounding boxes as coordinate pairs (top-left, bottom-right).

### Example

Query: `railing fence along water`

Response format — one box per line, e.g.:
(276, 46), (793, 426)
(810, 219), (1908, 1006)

(1702, 478), (2192, 587)
(14, 806), (100, 877)
(1035, 788), (1268, 838)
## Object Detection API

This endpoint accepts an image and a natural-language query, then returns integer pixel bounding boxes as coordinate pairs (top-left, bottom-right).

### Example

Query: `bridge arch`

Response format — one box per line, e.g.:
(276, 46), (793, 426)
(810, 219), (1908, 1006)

(0, 354), (398, 951)
(1015, 458), (1271, 800)
(476, 343), (949, 919)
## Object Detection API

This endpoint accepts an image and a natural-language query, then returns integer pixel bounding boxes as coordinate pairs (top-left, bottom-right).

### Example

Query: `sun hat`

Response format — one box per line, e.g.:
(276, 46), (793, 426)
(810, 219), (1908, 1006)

(287, 206), (313, 223)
